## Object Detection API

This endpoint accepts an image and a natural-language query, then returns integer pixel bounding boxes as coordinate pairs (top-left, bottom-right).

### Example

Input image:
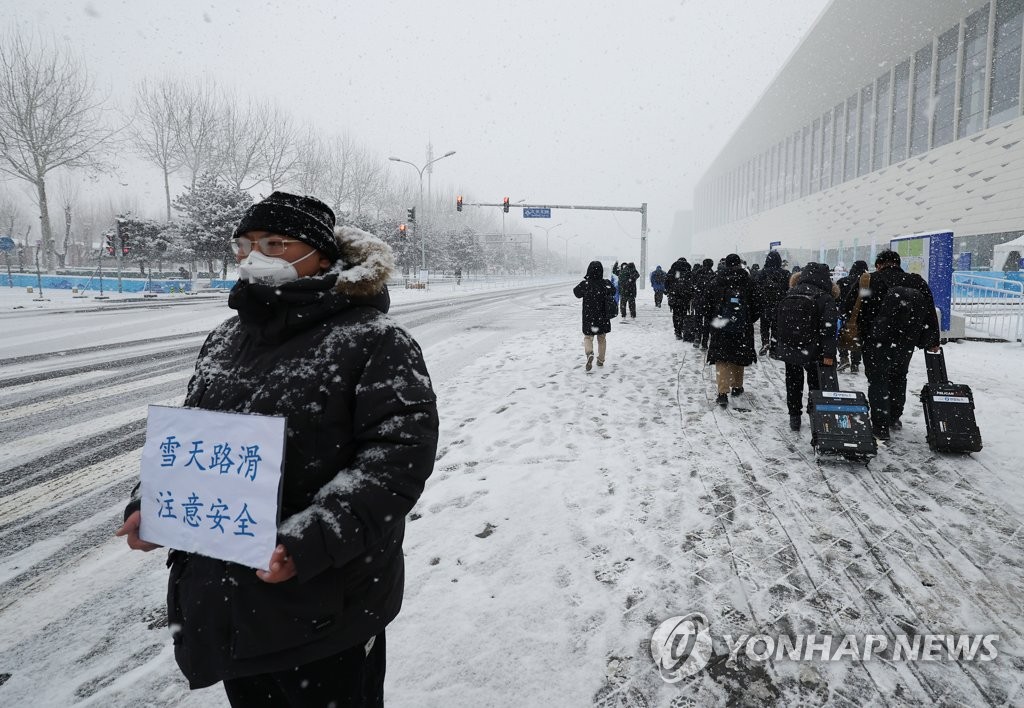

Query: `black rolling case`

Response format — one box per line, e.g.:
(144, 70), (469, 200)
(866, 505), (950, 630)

(808, 364), (877, 459)
(920, 349), (983, 453)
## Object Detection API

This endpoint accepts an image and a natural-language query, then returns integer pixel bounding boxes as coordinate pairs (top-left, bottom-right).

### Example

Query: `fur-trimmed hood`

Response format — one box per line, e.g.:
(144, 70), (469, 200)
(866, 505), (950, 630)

(328, 225), (395, 297)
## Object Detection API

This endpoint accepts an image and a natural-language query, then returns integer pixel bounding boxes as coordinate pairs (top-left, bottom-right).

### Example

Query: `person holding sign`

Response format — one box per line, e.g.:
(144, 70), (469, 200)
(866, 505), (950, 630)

(117, 192), (439, 706)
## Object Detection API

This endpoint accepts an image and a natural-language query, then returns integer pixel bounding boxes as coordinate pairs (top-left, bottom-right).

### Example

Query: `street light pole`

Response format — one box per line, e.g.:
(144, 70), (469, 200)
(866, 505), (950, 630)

(556, 234), (579, 273)
(531, 222), (563, 274)
(388, 150), (456, 270)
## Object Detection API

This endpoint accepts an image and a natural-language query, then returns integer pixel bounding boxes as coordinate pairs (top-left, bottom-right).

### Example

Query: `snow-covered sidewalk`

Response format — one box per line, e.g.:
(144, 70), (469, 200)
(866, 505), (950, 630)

(389, 292), (1024, 706)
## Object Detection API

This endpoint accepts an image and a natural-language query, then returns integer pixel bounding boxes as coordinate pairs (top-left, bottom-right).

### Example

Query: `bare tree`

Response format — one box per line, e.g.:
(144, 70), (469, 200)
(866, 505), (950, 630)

(0, 32), (116, 270)
(293, 126), (331, 197)
(323, 133), (359, 215)
(257, 102), (300, 191)
(172, 78), (222, 192)
(348, 147), (385, 217)
(55, 174), (81, 267)
(129, 78), (184, 221)
(217, 92), (270, 190)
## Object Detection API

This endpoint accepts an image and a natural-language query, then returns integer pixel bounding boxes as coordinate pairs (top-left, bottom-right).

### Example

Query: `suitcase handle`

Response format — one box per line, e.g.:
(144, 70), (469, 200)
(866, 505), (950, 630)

(817, 363), (840, 393)
(925, 348), (948, 385)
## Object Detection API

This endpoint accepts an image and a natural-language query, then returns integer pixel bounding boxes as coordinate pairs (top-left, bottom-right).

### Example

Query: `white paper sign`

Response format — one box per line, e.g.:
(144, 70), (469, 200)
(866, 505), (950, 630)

(139, 405), (286, 570)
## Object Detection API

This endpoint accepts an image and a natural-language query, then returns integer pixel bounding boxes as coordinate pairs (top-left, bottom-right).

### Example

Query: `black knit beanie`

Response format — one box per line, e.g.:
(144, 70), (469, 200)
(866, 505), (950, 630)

(725, 253), (742, 267)
(233, 192), (341, 264)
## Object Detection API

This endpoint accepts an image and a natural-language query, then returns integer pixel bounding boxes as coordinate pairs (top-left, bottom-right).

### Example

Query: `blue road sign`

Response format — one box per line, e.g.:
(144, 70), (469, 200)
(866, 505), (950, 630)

(0, 236), (15, 253)
(523, 208), (551, 218)
(769, 241), (782, 249)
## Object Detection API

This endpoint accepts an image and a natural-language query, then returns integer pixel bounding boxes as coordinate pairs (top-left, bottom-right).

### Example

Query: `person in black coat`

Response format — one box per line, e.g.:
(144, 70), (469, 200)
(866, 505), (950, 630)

(573, 260), (615, 370)
(691, 258), (717, 349)
(754, 250), (791, 356)
(664, 258), (693, 339)
(117, 193), (439, 705)
(617, 262), (640, 318)
(774, 263), (839, 431)
(707, 254), (761, 406)
(835, 259), (868, 373)
(843, 249), (940, 439)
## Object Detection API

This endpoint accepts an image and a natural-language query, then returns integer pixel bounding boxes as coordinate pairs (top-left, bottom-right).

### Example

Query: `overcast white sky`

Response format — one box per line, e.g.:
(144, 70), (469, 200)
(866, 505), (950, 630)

(6, 0), (830, 270)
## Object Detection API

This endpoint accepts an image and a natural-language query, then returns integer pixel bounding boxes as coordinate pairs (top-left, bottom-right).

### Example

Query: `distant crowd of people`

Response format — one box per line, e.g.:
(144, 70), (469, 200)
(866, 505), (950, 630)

(574, 249), (941, 442)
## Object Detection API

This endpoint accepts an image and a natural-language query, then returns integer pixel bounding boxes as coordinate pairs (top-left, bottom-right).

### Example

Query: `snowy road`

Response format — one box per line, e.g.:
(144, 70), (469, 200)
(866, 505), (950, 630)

(1, 288), (1023, 706)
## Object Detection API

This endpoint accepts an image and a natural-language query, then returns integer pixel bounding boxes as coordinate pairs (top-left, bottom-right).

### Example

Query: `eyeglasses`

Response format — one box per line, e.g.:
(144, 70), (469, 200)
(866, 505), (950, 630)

(230, 236), (302, 257)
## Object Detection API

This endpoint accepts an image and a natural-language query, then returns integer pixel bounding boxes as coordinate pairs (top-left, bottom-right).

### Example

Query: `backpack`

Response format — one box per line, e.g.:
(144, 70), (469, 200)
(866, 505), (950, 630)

(871, 282), (925, 346)
(713, 287), (747, 335)
(760, 269), (790, 308)
(775, 292), (821, 363)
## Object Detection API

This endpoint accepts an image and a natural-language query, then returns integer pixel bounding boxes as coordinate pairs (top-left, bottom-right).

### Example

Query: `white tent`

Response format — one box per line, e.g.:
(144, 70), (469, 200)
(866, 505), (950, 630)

(992, 235), (1024, 271)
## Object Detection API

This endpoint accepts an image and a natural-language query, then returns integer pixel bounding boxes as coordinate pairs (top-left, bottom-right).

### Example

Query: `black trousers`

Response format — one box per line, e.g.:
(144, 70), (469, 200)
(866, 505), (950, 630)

(654, 290), (664, 307)
(760, 305), (779, 348)
(698, 313), (711, 347)
(620, 293), (636, 317)
(785, 362), (820, 416)
(222, 633), (386, 708)
(672, 304), (688, 334)
(862, 346), (914, 431)
(838, 348), (862, 367)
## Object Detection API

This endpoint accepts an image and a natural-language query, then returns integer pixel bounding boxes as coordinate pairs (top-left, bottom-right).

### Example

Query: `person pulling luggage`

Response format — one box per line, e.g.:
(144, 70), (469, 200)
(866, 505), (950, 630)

(844, 250), (941, 440)
(774, 263), (840, 431)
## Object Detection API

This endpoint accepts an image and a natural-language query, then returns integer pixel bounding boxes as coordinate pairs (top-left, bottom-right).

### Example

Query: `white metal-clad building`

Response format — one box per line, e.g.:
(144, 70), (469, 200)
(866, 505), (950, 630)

(693, 0), (1024, 270)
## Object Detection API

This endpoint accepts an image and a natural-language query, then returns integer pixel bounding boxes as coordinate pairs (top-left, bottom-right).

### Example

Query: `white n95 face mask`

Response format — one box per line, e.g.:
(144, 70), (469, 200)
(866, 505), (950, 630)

(238, 250), (317, 285)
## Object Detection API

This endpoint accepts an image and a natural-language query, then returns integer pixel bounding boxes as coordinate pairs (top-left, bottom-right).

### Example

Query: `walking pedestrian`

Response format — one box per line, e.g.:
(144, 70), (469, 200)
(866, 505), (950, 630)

(573, 260), (616, 370)
(836, 260), (868, 373)
(618, 262), (640, 318)
(754, 250), (791, 356)
(664, 258), (693, 339)
(650, 265), (667, 307)
(774, 263), (839, 430)
(707, 253), (760, 407)
(844, 250), (941, 440)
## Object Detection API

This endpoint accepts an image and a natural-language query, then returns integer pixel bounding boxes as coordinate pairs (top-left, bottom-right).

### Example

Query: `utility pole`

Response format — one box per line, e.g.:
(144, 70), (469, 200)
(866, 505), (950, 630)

(460, 200), (650, 288)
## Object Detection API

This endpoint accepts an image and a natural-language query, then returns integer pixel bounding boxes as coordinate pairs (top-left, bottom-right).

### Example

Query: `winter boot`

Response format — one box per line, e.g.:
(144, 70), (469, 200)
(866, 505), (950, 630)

(716, 393), (728, 407)
(872, 425), (890, 442)
(731, 386), (744, 397)
(789, 414), (801, 431)
(758, 343), (769, 356)
(586, 354), (594, 372)
(850, 364), (860, 374)
(597, 358), (605, 367)
(890, 417), (902, 430)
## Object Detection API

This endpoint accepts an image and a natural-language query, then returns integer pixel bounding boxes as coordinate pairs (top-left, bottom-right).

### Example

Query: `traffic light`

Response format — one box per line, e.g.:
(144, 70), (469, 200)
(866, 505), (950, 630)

(399, 223), (407, 235)
(456, 195), (463, 212)
(406, 207), (416, 223)
(121, 234), (131, 256)
(503, 197), (510, 213)
(104, 232), (115, 256)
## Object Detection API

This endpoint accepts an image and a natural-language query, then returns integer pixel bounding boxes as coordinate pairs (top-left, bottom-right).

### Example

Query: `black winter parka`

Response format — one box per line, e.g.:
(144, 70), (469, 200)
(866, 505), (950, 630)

(706, 266), (761, 366)
(128, 227), (438, 689)
(844, 265), (941, 352)
(573, 261), (615, 335)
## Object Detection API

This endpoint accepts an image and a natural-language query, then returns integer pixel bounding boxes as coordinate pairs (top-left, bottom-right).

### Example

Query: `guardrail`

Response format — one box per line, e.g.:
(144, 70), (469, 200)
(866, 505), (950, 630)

(951, 272), (1024, 343)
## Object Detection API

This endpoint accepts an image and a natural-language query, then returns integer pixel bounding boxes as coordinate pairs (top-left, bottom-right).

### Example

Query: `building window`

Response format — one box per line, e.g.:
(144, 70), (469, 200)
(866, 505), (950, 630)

(821, 112), (833, 189)
(831, 103), (845, 185)
(989, 0), (1024, 126)
(793, 129), (803, 199)
(874, 73), (891, 168)
(801, 125), (811, 197)
(891, 60), (911, 162)
(858, 85), (874, 175)
(845, 94), (858, 181)
(960, 5), (991, 138)
(932, 27), (959, 147)
(810, 118), (821, 193)
(910, 44), (934, 156)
